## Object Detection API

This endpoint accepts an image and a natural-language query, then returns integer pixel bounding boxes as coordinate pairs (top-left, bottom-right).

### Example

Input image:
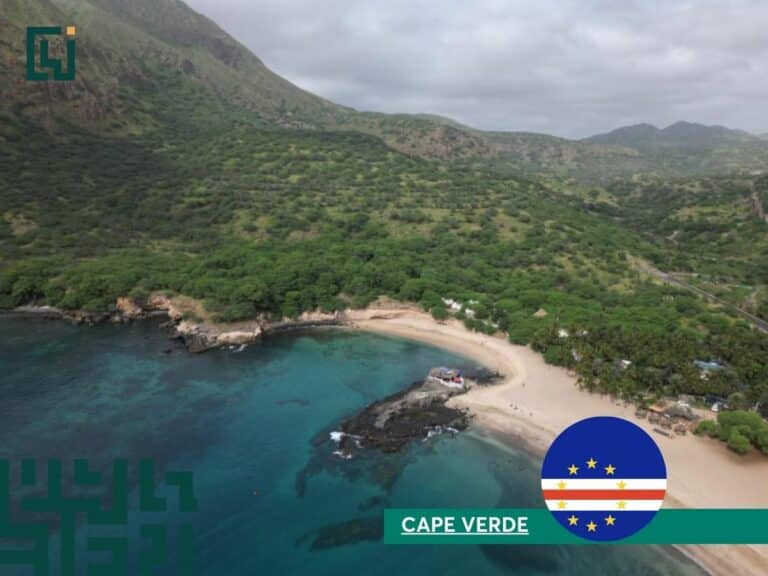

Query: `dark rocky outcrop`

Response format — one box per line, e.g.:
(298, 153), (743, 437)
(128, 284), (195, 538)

(334, 375), (473, 454)
(297, 516), (383, 550)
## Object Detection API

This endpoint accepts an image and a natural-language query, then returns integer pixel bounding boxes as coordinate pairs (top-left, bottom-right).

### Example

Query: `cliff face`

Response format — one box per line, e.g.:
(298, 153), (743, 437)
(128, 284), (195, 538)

(115, 296), (144, 319)
(117, 294), (349, 352)
(11, 292), (351, 352)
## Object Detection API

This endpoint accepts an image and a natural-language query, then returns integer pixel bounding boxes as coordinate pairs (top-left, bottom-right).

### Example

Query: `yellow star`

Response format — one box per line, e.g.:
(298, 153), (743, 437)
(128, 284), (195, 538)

(586, 457), (598, 469)
(568, 515), (579, 526)
(568, 464), (579, 476)
(557, 480), (567, 490)
(605, 515), (616, 526)
(617, 480), (627, 489)
(604, 464), (616, 475)
(586, 521), (597, 532)
(557, 501), (567, 509)
(617, 501), (627, 510)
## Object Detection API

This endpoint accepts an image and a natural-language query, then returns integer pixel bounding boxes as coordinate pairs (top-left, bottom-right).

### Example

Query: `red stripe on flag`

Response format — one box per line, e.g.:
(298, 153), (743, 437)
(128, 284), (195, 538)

(541, 489), (666, 500)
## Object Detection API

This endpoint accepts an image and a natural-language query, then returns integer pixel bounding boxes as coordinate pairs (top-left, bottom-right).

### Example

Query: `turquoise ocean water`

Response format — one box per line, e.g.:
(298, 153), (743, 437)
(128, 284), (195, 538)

(0, 317), (706, 575)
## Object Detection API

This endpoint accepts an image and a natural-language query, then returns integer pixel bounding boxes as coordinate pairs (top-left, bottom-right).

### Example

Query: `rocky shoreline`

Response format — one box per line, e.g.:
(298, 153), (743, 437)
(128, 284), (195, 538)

(331, 367), (502, 454)
(7, 294), (348, 353)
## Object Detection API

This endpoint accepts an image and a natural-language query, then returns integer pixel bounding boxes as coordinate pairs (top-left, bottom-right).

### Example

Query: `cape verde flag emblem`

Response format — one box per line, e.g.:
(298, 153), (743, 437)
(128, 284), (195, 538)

(541, 416), (667, 541)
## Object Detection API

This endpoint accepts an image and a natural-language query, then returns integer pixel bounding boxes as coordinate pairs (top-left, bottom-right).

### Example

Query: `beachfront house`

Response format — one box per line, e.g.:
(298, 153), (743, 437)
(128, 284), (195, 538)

(428, 367), (465, 389)
(442, 298), (477, 319)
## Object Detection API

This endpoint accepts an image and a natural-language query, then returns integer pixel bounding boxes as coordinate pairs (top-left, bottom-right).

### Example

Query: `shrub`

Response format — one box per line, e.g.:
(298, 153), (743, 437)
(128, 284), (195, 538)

(727, 429), (751, 454)
(430, 306), (449, 321)
(694, 420), (718, 437)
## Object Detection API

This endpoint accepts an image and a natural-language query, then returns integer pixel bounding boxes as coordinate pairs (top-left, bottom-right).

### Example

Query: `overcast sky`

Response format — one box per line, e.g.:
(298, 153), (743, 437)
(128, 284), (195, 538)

(185, 0), (768, 138)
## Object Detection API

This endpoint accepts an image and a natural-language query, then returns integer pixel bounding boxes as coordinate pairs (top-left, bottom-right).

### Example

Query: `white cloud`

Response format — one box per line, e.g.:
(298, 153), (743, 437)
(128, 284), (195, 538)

(185, 0), (768, 137)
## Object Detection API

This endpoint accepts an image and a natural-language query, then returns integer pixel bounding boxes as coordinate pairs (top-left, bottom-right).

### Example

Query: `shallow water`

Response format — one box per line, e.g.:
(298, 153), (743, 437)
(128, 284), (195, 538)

(0, 317), (706, 575)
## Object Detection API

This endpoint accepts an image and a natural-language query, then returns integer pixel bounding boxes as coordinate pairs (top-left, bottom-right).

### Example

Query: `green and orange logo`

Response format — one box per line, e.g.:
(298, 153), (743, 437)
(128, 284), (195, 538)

(26, 26), (77, 81)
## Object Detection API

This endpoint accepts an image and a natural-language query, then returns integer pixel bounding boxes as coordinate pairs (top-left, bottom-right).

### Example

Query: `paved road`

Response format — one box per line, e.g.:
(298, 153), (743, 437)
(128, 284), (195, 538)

(641, 264), (768, 334)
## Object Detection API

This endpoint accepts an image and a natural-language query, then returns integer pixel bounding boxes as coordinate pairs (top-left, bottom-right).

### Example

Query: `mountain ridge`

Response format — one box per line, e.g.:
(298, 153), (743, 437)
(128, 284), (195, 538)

(1, 0), (491, 158)
(584, 121), (760, 150)
(3, 0), (768, 171)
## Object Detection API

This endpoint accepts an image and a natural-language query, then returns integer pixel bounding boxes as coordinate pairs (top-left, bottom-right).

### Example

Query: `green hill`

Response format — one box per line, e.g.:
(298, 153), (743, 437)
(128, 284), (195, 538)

(607, 173), (768, 318)
(470, 125), (768, 181)
(585, 121), (760, 150)
(5, 0), (768, 173)
(1, 0), (490, 158)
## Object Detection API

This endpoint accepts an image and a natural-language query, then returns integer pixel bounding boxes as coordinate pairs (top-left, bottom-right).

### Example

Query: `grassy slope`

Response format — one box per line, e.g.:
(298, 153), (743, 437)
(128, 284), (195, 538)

(6, 0), (768, 172)
(2, 0), (488, 158)
(606, 174), (768, 319)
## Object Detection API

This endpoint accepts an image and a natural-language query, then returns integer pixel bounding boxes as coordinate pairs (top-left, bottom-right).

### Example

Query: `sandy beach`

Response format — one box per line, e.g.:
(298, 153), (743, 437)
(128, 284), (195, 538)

(349, 305), (768, 576)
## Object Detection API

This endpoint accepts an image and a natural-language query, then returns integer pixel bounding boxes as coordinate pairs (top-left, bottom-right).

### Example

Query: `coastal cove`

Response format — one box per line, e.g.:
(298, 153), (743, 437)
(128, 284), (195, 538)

(0, 315), (711, 576)
(351, 307), (768, 576)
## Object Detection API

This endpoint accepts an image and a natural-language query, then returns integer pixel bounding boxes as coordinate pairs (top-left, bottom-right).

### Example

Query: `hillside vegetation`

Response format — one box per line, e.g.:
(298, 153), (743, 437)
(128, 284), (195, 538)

(2, 0), (768, 437)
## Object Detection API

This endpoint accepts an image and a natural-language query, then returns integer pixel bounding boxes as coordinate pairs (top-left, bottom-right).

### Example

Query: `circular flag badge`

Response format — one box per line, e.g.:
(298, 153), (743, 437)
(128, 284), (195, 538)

(541, 416), (667, 541)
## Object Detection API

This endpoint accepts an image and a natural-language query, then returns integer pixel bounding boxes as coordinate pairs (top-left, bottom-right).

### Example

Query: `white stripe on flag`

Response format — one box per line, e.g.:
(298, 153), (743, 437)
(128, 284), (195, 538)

(544, 499), (664, 511)
(541, 479), (667, 490)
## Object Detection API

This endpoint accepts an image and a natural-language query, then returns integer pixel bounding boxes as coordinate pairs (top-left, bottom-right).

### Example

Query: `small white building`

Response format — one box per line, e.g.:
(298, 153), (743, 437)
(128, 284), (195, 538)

(442, 297), (476, 319)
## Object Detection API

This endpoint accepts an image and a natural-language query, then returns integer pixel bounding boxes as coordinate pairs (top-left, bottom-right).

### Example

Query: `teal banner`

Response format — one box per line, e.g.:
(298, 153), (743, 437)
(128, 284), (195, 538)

(384, 509), (768, 544)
